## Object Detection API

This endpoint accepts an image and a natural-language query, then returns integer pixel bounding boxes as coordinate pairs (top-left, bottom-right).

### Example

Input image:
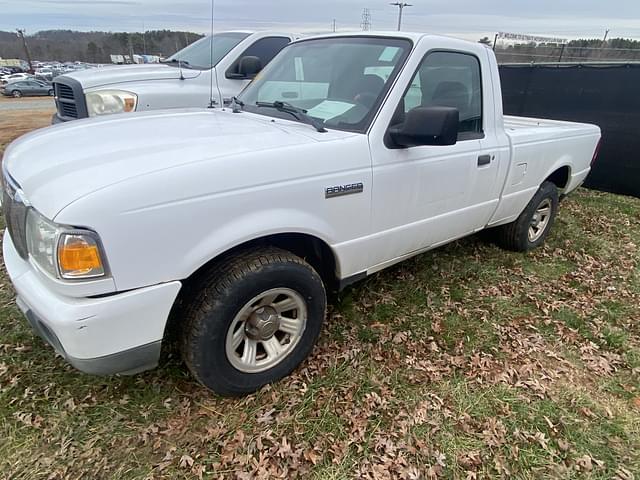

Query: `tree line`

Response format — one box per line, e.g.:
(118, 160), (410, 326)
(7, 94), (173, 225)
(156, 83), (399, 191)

(0, 30), (205, 63)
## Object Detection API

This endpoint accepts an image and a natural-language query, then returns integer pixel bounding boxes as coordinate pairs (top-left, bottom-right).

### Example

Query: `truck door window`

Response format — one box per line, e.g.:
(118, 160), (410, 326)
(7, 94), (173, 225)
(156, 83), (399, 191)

(398, 51), (483, 140)
(227, 37), (291, 78)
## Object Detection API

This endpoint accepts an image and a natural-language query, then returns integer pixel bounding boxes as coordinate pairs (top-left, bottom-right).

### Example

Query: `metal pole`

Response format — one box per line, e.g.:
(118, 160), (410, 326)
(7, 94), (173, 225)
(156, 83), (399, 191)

(558, 43), (565, 62)
(333, 19), (336, 32)
(493, 33), (498, 51)
(390, 3), (412, 31)
(16, 29), (34, 73)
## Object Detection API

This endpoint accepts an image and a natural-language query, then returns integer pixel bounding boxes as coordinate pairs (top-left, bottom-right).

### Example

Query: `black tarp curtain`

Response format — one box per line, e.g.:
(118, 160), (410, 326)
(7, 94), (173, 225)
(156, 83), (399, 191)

(499, 64), (640, 198)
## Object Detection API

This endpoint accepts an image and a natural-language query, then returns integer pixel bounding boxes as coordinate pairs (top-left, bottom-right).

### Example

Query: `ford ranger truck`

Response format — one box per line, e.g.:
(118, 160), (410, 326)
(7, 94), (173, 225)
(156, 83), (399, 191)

(2, 32), (601, 396)
(51, 31), (295, 123)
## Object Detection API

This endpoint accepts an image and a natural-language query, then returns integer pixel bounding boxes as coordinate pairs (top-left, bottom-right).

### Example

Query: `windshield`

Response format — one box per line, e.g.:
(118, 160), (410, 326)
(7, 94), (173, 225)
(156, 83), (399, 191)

(238, 37), (412, 133)
(166, 32), (250, 70)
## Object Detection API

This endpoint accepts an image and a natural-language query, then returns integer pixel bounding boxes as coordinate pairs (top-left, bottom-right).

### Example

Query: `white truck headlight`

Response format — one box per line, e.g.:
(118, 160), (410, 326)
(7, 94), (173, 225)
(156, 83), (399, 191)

(26, 209), (107, 280)
(26, 209), (59, 277)
(85, 90), (137, 117)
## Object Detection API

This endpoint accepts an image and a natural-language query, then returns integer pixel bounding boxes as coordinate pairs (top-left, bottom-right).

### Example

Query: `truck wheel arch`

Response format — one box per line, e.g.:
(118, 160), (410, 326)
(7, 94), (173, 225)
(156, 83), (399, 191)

(193, 232), (338, 287)
(162, 232), (339, 348)
(545, 165), (571, 192)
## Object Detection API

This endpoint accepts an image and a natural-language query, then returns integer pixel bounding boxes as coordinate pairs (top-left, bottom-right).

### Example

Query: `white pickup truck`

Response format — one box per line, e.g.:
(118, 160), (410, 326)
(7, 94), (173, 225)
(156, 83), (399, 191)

(2, 32), (600, 396)
(51, 31), (294, 123)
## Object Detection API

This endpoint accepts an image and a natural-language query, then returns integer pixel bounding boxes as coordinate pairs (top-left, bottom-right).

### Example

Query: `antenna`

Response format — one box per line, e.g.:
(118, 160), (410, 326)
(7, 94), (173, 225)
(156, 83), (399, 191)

(208, 0), (216, 108)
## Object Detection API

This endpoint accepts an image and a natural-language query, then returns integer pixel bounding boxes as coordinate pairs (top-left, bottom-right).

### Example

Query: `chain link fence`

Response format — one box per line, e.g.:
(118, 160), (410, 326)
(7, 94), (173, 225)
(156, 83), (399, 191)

(495, 45), (640, 64)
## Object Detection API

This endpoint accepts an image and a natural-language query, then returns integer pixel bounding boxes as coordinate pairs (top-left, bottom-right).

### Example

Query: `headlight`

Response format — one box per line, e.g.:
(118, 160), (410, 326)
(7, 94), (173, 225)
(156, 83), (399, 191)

(85, 90), (137, 117)
(26, 209), (107, 280)
(26, 209), (59, 277)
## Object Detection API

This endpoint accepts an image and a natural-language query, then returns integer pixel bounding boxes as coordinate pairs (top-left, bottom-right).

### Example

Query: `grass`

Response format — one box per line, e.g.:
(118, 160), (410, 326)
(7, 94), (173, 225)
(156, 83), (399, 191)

(1, 111), (639, 478)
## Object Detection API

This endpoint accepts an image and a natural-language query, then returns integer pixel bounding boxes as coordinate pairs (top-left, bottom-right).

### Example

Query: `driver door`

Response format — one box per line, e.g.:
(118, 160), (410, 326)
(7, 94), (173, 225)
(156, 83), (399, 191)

(367, 50), (502, 269)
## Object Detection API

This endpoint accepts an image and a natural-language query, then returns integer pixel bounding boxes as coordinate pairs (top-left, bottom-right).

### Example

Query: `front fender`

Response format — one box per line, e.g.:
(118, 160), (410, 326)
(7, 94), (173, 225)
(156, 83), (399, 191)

(182, 207), (340, 279)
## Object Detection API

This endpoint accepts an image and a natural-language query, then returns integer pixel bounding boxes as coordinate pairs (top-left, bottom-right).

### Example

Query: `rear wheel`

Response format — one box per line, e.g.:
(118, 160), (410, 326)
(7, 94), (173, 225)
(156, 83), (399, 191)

(12, 90), (22, 98)
(180, 248), (326, 396)
(495, 181), (559, 252)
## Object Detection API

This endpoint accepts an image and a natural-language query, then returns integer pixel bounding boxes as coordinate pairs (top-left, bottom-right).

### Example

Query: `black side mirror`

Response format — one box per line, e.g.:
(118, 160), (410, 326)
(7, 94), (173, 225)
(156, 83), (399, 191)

(228, 56), (263, 79)
(389, 106), (459, 148)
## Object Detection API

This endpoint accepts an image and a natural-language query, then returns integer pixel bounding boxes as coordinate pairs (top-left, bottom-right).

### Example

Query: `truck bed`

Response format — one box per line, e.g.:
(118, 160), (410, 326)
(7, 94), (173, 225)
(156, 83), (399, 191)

(504, 115), (599, 143)
(489, 115), (601, 227)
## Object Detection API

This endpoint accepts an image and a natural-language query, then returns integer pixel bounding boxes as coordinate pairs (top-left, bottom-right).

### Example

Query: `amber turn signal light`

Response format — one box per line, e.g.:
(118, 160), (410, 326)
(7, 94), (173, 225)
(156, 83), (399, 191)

(58, 234), (105, 279)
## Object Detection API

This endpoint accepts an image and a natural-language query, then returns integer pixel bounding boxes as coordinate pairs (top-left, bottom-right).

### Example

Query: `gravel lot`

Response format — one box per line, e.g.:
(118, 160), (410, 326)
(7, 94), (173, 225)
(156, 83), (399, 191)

(0, 97), (55, 112)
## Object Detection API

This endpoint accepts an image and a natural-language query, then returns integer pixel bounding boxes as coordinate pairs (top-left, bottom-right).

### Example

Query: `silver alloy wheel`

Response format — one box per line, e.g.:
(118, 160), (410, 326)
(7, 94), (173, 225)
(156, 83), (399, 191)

(528, 198), (552, 242)
(225, 288), (307, 373)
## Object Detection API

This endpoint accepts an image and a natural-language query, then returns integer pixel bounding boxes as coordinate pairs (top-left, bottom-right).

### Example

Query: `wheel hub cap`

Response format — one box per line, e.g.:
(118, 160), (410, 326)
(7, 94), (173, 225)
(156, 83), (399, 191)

(225, 288), (308, 373)
(528, 198), (552, 242)
(246, 306), (280, 340)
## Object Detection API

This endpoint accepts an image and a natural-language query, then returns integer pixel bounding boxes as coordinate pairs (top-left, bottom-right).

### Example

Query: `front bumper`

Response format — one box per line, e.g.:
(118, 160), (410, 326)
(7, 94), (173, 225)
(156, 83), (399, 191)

(3, 231), (182, 375)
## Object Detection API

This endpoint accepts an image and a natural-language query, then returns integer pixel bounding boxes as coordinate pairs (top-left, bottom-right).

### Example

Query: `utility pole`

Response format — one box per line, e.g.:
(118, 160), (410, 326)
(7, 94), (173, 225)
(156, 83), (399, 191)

(332, 19), (336, 33)
(602, 29), (610, 44)
(493, 33), (499, 51)
(128, 35), (135, 63)
(390, 2), (412, 31)
(360, 8), (372, 31)
(142, 21), (146, 55)
(16, 29), (34, 73)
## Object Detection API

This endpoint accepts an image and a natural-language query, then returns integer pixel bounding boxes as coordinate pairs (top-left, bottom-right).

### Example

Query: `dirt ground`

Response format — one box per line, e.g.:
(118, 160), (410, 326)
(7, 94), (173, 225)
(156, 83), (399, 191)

(0, 107), (55, 152)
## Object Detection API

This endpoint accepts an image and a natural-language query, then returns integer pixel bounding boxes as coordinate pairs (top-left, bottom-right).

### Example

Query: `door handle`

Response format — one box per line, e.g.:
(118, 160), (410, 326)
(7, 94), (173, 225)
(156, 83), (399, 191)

(477, 154), (492, 166)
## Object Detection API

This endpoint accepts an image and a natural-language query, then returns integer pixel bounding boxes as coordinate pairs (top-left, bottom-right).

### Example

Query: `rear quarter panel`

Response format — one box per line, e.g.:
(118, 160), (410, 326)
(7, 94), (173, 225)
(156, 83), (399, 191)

(488, 116), (600, 226)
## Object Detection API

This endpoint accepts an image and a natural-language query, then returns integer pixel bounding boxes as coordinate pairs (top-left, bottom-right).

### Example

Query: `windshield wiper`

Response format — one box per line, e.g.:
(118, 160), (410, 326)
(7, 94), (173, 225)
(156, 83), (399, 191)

(255, 101), (327, 133)
(161, 59), (196, 69)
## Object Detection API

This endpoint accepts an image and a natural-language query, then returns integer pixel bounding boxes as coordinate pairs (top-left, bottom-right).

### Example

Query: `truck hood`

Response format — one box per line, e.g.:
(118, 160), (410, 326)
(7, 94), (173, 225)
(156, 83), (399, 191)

(3, 109), (344, 219)
(60, 63), (201, 89)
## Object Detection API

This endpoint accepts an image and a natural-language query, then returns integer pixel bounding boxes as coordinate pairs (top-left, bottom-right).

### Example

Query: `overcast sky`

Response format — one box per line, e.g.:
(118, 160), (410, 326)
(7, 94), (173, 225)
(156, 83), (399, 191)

(3, 0), (640, 41)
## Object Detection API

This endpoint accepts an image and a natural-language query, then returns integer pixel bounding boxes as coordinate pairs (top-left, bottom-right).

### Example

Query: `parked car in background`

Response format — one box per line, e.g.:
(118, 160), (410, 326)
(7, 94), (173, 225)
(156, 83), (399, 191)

(51, 31), (296, 123)
(34, 69), (56, 82)
(1, 79), (53, 97)
(1, 72), (31, 85)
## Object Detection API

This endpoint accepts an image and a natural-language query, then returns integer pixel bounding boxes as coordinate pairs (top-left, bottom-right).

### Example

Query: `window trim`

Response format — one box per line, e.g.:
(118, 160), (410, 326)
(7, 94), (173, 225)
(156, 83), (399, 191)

(225, 36), (291, 80)
(384, 48), (485, 148)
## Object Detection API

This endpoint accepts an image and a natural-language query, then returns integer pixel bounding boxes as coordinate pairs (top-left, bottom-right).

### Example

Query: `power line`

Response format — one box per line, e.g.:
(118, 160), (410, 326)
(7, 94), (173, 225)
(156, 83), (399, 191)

(390, 2), (412, 31)
(360, 8), (372, 31)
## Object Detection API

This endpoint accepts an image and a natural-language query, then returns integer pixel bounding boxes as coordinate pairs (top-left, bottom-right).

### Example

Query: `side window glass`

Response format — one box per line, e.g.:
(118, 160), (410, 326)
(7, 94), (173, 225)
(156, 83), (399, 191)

(400, 51), (483, 137)
(231, 37), (290, 75)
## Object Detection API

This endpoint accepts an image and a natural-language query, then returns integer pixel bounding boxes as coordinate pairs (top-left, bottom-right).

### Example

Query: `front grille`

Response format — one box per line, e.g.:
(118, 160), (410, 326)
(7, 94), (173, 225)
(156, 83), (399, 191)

(59, 101), (78, 118)
(2, 174), (29, 259)
(53, 79), (87, 120)
(56, 83), (74, 100)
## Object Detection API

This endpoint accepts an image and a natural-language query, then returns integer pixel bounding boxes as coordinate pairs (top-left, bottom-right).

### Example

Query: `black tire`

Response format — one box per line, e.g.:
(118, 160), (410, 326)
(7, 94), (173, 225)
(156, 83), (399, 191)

(495, 181), (559, 252)
(48, 89), (54, 96)
(12, 90), (22, 98)
(180, 247), (326, 396)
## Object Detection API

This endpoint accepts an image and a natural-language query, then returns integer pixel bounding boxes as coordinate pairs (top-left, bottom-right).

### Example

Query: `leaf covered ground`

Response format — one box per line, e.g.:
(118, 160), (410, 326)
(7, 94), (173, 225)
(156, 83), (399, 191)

(1, 111), (639, 479)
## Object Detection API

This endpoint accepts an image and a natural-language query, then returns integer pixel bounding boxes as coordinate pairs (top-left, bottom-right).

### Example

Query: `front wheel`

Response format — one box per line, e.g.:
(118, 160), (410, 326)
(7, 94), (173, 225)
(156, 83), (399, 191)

(495, 181), (559, 252)
(12, 90), (22, 98)
(180, 248), (326, 396)
(48, 89), (54, 96)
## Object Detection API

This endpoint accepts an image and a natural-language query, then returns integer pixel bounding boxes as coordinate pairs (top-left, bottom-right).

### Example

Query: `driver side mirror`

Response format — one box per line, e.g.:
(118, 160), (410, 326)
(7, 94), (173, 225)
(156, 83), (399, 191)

(227, 56), (263, 79)
(389, 106), (459, 148)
